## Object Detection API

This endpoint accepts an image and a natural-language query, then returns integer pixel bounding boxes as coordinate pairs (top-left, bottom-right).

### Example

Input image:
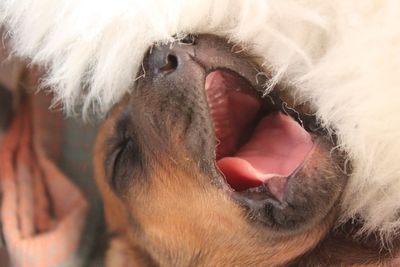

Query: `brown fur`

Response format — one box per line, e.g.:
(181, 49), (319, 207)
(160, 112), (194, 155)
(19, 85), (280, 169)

(94, 105), (331, 266)
(93, 35), (399, 266)
(94, 103), (399, 267)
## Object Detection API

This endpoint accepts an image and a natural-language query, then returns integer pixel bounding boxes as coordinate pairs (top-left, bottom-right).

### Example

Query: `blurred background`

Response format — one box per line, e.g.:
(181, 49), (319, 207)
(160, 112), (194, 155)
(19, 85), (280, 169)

(0, 35), (105, 266)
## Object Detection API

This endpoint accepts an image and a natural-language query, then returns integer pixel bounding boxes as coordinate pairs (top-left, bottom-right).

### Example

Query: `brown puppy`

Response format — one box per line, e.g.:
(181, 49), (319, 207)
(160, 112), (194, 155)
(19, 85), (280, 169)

(94, 35), (397, 266)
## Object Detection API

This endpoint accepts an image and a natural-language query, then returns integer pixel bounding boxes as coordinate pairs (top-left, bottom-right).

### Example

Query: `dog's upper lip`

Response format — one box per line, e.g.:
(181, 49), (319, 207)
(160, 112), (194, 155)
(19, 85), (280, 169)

(166, 34), (268, 93)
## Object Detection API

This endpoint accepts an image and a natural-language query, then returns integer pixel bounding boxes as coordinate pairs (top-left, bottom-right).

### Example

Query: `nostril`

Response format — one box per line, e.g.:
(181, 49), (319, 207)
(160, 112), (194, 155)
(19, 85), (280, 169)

(159, 54), (178, 73)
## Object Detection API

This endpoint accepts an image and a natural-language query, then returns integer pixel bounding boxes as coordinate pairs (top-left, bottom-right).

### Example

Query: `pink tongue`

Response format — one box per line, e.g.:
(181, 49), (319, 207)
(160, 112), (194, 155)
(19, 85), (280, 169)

(217, 112), (313, 191)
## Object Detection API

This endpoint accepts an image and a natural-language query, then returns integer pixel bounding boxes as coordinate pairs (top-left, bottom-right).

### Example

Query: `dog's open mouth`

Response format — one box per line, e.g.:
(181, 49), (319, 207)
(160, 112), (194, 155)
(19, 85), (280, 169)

(205, 69), (317, 201)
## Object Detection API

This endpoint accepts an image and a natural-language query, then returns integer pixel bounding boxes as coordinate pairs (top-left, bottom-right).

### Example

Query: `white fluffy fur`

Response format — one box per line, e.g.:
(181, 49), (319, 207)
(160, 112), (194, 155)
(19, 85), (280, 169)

(2, 0), (400, 241)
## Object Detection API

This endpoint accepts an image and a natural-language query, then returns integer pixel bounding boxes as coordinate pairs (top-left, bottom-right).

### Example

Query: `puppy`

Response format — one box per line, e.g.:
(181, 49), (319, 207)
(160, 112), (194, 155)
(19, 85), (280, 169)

(94, 35), (398, 266)
(3, 1), (400, 266)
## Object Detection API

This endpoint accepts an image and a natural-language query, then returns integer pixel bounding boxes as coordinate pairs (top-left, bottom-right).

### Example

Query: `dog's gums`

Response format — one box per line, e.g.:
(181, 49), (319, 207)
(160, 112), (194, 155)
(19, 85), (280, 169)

(93, 35), (396, 266)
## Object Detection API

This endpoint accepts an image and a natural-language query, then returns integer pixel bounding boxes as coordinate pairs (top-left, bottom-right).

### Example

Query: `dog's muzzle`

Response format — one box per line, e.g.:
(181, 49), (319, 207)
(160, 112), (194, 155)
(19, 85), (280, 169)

(119, 34), (347, 232)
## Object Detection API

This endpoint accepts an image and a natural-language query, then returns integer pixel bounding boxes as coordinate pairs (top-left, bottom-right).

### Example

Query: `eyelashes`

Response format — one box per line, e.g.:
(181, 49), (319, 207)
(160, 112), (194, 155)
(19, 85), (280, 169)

(109, 130), (132, 189)
(105, 112), (145, 193)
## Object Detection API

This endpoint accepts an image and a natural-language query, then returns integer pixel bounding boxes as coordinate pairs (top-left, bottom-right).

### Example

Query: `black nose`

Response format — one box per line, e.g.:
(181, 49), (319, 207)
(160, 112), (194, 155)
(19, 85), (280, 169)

(159, 53), (178, 73)
(146, 36), (198, 75)
(146, 45), (182, 75)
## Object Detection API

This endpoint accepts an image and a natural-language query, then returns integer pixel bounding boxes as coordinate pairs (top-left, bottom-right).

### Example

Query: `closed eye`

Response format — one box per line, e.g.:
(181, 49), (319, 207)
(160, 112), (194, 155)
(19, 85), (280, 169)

(105, 110), (143, 193)
(109, 132), (131, 189)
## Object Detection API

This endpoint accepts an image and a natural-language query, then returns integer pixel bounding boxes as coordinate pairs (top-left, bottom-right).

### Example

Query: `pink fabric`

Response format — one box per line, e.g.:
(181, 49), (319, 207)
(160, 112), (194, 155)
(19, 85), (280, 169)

(0, 100), (89, 267)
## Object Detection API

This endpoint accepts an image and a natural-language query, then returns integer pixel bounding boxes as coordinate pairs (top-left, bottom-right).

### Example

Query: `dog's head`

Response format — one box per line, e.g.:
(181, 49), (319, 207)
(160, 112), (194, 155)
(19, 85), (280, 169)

(94, 35), (350, 266)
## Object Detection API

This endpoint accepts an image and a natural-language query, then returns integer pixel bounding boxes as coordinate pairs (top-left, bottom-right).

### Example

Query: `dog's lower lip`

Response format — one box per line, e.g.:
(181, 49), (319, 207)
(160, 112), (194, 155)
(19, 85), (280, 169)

(229, 182), (277, 202)
(204, 69), (319, 200)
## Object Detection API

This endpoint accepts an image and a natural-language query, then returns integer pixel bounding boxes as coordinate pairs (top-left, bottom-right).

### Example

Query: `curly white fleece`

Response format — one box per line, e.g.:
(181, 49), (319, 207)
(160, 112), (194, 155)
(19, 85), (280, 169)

(2, 0), (400, 241)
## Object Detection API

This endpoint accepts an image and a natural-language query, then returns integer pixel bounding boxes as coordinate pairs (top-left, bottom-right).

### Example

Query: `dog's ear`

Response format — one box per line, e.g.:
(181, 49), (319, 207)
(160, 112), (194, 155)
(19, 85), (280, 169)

(106, 238), (156, 267)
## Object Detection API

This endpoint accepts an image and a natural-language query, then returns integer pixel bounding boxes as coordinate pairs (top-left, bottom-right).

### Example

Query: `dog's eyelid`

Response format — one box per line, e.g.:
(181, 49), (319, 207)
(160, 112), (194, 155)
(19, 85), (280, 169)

(107, 122), (146, 193)
(111, 142), (127, 187)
